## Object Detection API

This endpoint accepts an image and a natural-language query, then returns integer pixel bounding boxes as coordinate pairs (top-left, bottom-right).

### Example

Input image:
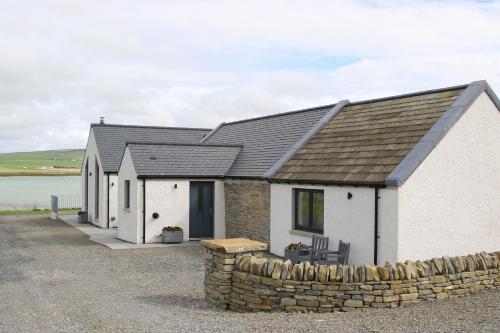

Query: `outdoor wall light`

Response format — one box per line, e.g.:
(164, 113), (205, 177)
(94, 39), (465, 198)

(89, 172), (92, 176)
(111, 182), (114, 186)
(347, 192), (353, 200)
(174, 184), (178, 189)
(152, 212), (160, 219)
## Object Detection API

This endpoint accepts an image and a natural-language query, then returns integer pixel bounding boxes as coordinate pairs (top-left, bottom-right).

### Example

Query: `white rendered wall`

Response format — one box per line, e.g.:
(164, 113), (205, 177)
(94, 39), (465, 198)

(398, 92), (500, 260)
(213, 180), (226, 238)
(270, 184), (398, 266)
(145, 179), (190, 243)
(81, 130), (106, 228)
(108, 174), (119, 228)
(144, 179), (226, 243)
(117, 148), (141, 243)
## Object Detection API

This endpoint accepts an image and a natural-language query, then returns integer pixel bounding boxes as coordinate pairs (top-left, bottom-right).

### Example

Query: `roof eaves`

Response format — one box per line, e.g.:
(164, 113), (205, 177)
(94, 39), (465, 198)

(385, 80), (487, 186)
(264, 100), (350, 179)
(199, 122), (225, 143)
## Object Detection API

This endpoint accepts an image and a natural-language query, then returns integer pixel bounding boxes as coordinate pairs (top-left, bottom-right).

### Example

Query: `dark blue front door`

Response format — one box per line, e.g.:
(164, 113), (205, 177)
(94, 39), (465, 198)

(189, 182), (214, 238)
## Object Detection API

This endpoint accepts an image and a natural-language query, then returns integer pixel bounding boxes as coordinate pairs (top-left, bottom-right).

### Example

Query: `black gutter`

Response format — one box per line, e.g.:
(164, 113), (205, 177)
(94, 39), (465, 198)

(107, 175), (110, 228)
(142, 178), (146, 244)
(374, 186), (381, 265)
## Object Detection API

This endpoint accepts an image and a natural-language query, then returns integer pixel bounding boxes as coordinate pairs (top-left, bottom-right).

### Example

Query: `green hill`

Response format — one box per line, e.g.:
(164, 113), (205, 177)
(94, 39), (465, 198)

(0, 149), (84, 175)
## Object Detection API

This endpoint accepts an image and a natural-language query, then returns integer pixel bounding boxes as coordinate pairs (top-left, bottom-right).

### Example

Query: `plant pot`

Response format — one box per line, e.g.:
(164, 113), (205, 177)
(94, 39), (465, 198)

(78, 211), (89, 223)
(284, 248), (311, 263)
(162, 230), (183, 244)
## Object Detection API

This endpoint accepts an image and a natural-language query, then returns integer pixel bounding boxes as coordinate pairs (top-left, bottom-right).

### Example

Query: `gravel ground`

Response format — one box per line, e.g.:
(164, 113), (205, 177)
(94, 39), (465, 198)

(0, 215), (498, 333)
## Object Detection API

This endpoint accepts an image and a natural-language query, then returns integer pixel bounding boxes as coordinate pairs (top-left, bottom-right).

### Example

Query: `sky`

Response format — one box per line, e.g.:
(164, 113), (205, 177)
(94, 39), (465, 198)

(0, 0), (499, 153)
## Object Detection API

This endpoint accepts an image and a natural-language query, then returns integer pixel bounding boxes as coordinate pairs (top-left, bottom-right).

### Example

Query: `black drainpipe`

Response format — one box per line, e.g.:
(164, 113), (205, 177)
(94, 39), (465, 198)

(142, 178), (146, 244)
(374, 186), (380, 265)
(106, 175), (110, 228)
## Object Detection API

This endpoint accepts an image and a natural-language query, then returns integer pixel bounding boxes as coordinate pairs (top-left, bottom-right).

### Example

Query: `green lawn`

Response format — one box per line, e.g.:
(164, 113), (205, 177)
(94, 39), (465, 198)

(0, 149), (84, 175)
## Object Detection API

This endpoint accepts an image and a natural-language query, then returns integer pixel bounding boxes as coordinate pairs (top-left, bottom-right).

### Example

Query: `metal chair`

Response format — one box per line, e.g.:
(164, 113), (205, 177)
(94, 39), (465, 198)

(316, 240), (350, 265)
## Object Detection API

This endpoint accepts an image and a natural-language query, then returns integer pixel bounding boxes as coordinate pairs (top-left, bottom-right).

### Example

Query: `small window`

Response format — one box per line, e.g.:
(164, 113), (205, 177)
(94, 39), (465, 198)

(294, 189), (324, 233)
(124, 180), (130, 209)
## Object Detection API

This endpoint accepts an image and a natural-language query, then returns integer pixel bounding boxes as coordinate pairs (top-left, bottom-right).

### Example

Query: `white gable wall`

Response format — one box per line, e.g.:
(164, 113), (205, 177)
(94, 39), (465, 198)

(398, 92), (500, 261)
(117, 147), (141, 243)
(81, 130), (107, 228)
(270, 184), (398, 266)
(118, 146), (226, 244)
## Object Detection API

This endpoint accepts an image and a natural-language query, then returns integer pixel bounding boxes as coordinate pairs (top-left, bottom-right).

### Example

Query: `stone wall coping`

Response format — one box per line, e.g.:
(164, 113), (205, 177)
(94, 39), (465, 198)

(201, 238), (268, 253)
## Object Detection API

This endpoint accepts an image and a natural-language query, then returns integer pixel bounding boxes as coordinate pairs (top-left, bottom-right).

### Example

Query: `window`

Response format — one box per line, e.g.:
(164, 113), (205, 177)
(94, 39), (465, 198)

(95, 159), (99, 219)
(124, 180), (130, 209)
(294, 189), (324, 233)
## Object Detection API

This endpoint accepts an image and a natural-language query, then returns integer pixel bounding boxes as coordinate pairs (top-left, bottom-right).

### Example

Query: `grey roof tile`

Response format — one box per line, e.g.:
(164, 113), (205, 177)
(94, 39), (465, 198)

(127, 143), (241, 177)
(91, 124), (210, 173)
(202, 105), (334, 178)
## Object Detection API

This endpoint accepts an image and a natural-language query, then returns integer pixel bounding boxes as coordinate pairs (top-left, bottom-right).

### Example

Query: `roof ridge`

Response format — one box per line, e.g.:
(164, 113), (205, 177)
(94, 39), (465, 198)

(126, 141), (242, 148)
(223, 103), (337, 125)
(91, 123), (210, 131)
(349, 83), (469, 106)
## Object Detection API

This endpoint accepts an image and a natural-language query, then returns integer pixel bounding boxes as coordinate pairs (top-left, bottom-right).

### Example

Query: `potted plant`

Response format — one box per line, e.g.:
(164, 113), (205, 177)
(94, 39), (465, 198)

(162, 226), (183, 243)
(77, 210), (89, 223)
(284, 242), (310, 263)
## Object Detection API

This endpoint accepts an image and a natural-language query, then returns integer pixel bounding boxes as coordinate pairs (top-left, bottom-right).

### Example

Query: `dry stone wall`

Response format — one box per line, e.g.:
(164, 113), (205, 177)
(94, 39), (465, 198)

(203, 243), (499, 312)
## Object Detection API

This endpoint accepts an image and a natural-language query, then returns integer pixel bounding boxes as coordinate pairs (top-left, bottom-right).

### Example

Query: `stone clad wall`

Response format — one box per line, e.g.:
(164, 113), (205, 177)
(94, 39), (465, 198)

(224, 180), (270, 244)
(203, 245), (499, 312)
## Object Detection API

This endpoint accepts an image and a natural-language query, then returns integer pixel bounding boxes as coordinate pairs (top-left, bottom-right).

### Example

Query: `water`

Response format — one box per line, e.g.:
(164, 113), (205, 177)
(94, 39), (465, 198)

(0, 176), (81, 210)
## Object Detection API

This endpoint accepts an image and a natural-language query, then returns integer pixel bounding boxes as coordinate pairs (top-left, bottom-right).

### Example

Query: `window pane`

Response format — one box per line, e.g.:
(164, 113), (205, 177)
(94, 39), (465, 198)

(296, 191), (310, 229)
(125, 180), (130, 208)
(312, 191), (324, 231)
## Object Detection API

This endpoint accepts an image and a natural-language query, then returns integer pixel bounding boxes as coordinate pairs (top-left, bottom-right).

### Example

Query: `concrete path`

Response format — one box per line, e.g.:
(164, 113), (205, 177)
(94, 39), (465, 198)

(58, 215), (199, 250)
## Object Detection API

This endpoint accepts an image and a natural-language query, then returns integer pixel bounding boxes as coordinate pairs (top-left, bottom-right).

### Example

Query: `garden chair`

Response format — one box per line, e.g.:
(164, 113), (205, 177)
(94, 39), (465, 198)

(302, 235), (330, 263)
(316, 240), (350, 265)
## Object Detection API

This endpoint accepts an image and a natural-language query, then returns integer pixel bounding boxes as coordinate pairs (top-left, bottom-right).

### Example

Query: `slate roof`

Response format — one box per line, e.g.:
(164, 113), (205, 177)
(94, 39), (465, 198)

(91, 124), (210, 173)
(126, 143), (242, 177)
(201, 105), (334, 178)
(272, 85), (468, 184)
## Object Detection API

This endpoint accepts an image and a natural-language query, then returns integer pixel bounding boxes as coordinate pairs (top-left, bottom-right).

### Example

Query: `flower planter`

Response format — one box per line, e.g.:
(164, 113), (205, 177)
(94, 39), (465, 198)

(77, 211), (89, 224)
(162, 230), (183, 244)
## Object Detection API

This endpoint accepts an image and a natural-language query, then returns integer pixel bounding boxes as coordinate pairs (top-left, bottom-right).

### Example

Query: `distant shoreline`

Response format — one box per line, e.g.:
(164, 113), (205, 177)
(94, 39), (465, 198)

(0, 172), (81, 177)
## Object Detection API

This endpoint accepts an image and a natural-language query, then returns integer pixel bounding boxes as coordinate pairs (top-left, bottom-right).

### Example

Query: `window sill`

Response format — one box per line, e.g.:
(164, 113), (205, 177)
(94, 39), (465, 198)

(289, 229), (323, 237)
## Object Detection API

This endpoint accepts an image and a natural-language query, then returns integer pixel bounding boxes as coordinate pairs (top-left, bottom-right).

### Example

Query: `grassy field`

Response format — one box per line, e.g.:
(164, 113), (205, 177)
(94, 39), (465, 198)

(0, 149), (84, 175)
(0, 208), (80, 215)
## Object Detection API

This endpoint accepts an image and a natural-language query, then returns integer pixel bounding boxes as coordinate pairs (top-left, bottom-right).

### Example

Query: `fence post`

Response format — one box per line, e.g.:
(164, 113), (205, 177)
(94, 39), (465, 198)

(50, 195), (58, 220)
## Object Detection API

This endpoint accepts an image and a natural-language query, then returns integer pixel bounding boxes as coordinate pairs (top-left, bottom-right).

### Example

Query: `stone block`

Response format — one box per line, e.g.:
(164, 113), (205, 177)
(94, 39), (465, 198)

(344, 299), (363, 308)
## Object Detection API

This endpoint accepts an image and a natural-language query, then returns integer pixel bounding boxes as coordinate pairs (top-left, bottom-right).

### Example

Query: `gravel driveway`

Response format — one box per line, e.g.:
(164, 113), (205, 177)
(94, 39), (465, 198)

(0, 215), (498, 333)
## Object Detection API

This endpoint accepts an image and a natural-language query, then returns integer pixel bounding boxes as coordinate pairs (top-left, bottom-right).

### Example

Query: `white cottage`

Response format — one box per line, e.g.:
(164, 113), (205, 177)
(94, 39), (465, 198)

(112, 80), (499, 266)
(268, 80), (500, 265)
(81, 123), (209, 228)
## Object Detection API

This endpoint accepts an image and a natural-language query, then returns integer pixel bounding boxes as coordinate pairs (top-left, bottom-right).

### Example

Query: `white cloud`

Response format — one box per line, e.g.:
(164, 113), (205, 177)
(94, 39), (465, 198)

(0, 0), (499, 152)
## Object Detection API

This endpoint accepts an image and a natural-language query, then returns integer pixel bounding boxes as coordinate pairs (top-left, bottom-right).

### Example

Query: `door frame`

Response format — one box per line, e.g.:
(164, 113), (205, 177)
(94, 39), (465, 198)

(188, 181), (215, 239)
